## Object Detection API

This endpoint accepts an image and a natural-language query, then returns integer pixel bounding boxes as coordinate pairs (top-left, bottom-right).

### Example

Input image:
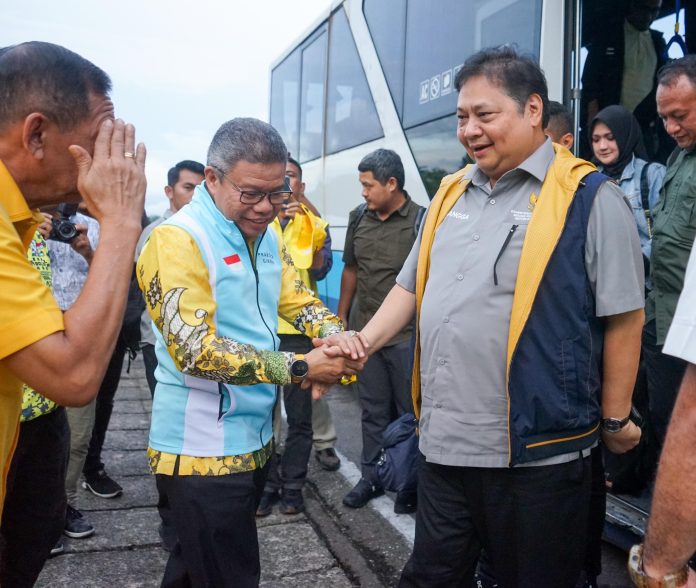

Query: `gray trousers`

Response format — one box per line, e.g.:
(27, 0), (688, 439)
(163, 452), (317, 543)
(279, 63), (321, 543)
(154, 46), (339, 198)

(65, 398), (96, 504)
(357, 341), (413, 479)
(273, 391), (337, 450)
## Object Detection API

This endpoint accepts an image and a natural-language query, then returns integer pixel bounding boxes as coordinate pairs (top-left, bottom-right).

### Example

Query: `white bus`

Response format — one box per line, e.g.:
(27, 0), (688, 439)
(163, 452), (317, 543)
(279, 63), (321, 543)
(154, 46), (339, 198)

(270, 0), (564, 310)
(270, 0), (690, 549)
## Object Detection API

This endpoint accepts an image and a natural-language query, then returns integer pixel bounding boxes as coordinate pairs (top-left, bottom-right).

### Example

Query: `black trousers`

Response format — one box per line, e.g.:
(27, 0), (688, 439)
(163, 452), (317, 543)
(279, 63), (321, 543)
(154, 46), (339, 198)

(156, 462), (269, 588)
(84, 337), (127, 478)
(0, 408), (69, 588)
(399, 452), (591, 588)
(265, 334), (313, 493)
(643, 319), (688, 446)
(356, 341), (413, 479)
(141, 342), (158, 398)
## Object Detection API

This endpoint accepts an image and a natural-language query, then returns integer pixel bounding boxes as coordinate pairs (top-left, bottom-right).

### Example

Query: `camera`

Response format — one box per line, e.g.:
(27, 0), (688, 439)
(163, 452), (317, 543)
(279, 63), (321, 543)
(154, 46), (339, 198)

(48, 203), (80, 243)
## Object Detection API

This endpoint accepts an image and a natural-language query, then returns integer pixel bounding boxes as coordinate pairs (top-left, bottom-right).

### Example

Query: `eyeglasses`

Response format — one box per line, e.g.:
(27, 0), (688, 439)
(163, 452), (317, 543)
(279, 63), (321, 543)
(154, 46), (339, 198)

(213, 166), (292, 205)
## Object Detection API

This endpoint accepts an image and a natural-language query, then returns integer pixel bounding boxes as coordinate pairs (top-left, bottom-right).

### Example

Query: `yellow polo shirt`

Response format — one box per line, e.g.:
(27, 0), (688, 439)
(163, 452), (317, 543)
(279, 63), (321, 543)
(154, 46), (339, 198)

(0, 161), (64, 517)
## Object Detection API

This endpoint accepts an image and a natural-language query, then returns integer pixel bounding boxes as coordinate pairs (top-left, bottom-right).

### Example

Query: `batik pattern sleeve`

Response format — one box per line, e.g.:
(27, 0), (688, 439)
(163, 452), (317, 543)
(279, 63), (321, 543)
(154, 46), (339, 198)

(276, 241), (343, 338)
(137, 225), (293, 386)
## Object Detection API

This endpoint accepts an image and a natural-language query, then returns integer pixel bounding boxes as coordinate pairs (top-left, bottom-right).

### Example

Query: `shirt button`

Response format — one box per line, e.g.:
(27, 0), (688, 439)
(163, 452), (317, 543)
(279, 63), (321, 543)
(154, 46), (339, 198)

(438, 358), (446, 365)
(456, 274), (464, 281)
(443, 317), (450, 323)
(435, 402), (442, 408)
(489, 199), (496, 205)
(473, 234), (480, 241)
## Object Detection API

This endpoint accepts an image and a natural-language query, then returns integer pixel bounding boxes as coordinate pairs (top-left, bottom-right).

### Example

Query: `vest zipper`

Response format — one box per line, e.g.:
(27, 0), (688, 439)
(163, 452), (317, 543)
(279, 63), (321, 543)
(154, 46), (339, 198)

(245, 232), (276, 352)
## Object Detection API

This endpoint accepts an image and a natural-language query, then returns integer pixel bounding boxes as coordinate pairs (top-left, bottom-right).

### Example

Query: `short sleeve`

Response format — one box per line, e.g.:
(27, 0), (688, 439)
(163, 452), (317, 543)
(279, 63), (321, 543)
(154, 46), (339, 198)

(0, 208), (63, 359)
(342, 207), (361, 266)
(585, 182), (645, 317)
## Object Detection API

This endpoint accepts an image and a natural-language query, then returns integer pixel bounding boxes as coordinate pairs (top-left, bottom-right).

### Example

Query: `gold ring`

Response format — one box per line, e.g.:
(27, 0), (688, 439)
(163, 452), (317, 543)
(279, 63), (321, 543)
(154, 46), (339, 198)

(348, 330), (357, 337)
(124, 151), (135, 159)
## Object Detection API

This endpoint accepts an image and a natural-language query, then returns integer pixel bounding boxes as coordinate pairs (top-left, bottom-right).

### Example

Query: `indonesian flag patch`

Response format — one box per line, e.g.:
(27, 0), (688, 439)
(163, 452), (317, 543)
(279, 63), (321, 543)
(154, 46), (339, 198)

(223, 253), (243, 272)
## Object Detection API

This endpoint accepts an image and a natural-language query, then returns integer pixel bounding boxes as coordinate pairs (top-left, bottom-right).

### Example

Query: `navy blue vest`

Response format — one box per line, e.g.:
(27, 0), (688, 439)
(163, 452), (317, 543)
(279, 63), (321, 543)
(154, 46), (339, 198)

(508, 171), (607, 465)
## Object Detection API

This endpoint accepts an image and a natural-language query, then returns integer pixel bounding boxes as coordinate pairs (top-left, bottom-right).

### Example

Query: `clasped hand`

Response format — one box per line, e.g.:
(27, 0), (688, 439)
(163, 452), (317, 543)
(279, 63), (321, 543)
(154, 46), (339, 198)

(301, 331), (370, 399)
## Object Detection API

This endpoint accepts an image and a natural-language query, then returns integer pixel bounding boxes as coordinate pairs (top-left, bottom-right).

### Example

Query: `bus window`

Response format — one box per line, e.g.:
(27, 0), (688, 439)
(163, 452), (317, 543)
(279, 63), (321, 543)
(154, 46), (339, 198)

(270, 49), (301, 158)
(402, 0), (543, 129)
(363, 0), (407, 118)
(326, 8), (383, 155)
(299, 33), (327, 162)
(405, 116), (469, 198)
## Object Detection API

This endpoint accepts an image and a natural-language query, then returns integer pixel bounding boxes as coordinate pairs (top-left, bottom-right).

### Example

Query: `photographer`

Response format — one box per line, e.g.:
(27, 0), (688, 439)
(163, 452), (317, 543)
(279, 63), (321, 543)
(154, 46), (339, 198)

(46, 205), (100, 541)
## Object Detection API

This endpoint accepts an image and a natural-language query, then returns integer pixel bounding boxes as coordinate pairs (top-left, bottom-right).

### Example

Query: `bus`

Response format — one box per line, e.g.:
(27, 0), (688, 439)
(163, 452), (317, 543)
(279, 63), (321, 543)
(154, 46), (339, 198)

(269, 0), (690, 549)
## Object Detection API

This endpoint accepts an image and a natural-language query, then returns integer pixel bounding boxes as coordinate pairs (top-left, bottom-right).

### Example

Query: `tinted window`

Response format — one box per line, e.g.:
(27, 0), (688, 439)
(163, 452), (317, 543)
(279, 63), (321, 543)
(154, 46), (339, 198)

(270, 49), (301, 157)
(299, 33), (327, 162)
(364, 0), (407, 117)
(403, 0), (543, 128)
(326, 8), (384, 154)
(405, 115), (469, 198)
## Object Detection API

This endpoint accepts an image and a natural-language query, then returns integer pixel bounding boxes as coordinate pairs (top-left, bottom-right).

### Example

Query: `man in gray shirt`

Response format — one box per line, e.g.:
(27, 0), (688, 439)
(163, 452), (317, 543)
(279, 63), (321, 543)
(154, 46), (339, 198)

(324, 47), (644, 587)
(136, 160), (205, 396)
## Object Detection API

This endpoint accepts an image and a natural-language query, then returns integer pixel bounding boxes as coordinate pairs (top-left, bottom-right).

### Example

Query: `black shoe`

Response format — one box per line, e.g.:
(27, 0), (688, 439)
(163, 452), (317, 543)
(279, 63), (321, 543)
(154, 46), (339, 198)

(342, 478), (384, 508)
(280, 489), (305, 515)
(64, 504), (95, 538)
(50, 541), (65, 557)
(256, 491), (279, 517)
(82, 469), (122, 498)
(315, 448), (341, 471)
(394, 490), (417, 514)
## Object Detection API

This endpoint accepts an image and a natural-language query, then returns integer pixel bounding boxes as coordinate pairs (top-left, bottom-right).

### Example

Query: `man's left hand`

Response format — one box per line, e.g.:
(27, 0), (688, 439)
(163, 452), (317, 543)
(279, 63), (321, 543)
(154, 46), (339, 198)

(602, 420), (641, 454)
(70, 223), (94, 264)
(282, 198), (303, 219)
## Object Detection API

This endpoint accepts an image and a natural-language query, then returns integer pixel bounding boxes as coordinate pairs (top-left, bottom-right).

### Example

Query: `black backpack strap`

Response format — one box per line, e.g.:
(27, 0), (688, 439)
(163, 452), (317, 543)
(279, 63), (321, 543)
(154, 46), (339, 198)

(413, 206), (426, 238)
(640, 163), (653, 239)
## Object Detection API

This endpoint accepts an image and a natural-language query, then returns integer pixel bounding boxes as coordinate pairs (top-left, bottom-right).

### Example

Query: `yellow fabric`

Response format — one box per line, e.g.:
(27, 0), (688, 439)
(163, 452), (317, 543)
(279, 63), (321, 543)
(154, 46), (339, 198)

(137, 224), (341, 387)
(21, 233), (58, 422)
(0, 161), (65, 518)
(412, 146), (596, 419)
(147, 442), (273, 476)
(271, 206), (329, 335)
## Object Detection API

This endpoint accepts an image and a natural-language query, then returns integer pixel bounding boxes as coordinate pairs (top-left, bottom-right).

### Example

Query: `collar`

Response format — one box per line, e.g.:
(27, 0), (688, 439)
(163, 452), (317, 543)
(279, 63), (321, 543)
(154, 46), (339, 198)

(0, 160), (43, 248)
(0, 160), (33, 223)
(366, 191), (413, 219)
(619, 155), (638, 182)
(465, 138), (554, 187)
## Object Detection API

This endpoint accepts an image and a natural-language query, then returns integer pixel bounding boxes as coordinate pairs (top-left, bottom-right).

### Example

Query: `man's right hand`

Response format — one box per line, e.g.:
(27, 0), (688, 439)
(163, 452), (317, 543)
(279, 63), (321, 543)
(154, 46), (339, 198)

(69, 118), (146, 232)
(304, 345), (365, 386)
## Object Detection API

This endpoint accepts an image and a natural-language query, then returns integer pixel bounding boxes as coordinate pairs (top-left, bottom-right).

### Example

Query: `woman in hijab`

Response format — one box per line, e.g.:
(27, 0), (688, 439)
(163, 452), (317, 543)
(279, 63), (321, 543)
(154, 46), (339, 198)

(590, 105), (666, 265)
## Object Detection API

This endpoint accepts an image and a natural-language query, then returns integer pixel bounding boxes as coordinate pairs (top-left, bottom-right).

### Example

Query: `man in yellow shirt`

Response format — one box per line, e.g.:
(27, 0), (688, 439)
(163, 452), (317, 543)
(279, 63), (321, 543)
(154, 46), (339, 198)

(259, 155), (333, 516)
(0, 40), (146, 537)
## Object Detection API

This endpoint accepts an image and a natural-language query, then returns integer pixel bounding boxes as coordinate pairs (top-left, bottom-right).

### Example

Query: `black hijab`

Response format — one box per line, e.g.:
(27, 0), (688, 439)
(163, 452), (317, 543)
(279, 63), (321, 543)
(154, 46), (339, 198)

(589, 105), (648, 179)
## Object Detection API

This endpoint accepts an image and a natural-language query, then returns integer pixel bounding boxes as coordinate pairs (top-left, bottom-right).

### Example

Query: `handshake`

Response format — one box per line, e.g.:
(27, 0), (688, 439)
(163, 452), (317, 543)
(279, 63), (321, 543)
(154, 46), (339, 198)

(300, 331), (371, 399)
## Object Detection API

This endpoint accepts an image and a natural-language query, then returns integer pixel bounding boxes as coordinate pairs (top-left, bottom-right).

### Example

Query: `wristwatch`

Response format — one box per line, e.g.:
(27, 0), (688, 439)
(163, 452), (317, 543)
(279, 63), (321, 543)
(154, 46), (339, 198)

(601, 414), (631, 433)
(290, 354), (309, 384)
(628, 544), (688, 587)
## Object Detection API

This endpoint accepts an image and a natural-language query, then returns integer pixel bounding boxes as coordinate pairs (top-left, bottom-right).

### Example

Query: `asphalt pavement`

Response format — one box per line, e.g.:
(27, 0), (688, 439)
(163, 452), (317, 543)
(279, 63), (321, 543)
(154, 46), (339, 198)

(35, 356), (633, 587)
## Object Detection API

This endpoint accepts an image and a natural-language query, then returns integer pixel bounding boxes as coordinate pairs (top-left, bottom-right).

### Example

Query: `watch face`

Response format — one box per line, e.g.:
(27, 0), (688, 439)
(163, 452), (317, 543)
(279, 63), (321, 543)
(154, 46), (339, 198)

(603, 418), (623, 433)
(291, 359), (309, 379)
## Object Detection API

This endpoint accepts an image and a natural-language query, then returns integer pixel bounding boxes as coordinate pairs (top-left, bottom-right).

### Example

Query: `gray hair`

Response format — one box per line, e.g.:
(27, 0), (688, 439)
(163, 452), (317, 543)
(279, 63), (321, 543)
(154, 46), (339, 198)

(0, 41), (111, 131)
(207, 118), (287, 174)
(657, 55), (696, 89)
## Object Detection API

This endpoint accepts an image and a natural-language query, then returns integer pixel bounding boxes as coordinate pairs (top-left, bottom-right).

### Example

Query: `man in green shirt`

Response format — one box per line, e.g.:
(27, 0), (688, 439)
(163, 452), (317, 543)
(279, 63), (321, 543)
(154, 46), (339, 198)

(644, 55), (696, 454)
